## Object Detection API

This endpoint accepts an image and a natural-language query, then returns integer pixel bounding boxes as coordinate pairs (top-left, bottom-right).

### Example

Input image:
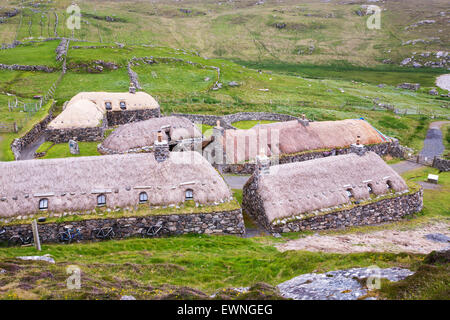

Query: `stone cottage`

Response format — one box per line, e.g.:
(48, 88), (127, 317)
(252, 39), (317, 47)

(0, 137), (232, 219)
(203, 117), (404, 173)
(98, 116), (202, 154)
(45, 84), (160, 143)
(242, 143), (423, 233)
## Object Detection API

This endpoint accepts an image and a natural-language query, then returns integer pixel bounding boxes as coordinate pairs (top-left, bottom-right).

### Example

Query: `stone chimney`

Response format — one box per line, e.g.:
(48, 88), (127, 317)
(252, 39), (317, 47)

(213, 120), (224, 137)
(154, 131), (169, 162)
(298, 114), (309, 126)
(256, 150), (270, 175)
(350, 135), (367, 156)
(129, 82), (136, 94)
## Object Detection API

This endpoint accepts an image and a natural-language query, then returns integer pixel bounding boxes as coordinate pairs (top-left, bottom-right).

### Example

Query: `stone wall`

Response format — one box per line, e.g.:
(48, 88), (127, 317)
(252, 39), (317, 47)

(171, 112), (299, 130)
(0, 63), (55, 73)
(219, 141), (403, 174)
(106, 109), (160, 126)
(432, 157), (450, 172)
(0, 209), (245, 244)
(10, 111), (54, 160)
(243, 185), (423, 233)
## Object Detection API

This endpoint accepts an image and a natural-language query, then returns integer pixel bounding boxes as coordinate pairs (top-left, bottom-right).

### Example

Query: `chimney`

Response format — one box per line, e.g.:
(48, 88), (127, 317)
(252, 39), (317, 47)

(350, 135), (367, 156)
(154, 131), (169, 162)
(213, 120), (224, 137)
(129, 82), (136, 94)
(256, 150), (270, 175)
(298, 114), (309, 126)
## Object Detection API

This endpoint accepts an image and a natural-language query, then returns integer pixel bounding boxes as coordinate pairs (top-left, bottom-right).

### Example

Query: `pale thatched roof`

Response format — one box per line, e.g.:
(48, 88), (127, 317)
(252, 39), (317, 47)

(249, 152), (408, 223)
(48, 91), (160, 129)
(0, 152), (231, 217)
(221, 119), (387, 163)
(70, 92), (160, 111)
(100, 116), (202, 153)
(47, 99), (104, 129)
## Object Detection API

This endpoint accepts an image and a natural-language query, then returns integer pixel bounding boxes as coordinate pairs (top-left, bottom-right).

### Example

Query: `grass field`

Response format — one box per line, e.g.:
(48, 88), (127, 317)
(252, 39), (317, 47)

(39, 141), (101, 159)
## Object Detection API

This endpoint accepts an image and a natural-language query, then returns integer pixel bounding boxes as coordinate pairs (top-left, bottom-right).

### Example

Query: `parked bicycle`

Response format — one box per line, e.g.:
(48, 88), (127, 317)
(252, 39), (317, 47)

(57, 225), (82, 244)
(8, 231), (34, 247)
(141, 223), (169, 238)
(91, 226), (115, 240)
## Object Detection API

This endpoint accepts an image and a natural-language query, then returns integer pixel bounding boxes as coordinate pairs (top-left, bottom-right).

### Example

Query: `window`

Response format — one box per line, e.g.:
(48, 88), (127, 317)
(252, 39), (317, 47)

(39, 198), (48, 211)
(139, 192), (148, 204)
(346, 189), (353, 199)
(185, 189), (193, 200)
(386, 180), (393, 190)
(120, 101), (127, 110)
(367, 184), (373, 194)
(97, 194), (106, 206)
(105, 102), (112, 110)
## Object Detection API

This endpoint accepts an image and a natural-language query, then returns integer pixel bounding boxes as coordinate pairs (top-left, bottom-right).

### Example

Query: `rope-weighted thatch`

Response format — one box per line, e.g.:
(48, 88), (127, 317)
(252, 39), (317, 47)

(0, 152), (231, 218)
(47, 99), (104, 129)
(100, 116), (202, 153)
(245, 152), (408, 223)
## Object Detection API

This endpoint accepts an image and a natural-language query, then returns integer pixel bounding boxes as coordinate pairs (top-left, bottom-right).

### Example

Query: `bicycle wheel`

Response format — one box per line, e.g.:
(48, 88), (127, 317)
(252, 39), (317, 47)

(8, 236), (23, 247)
(57, 232), (69, 243)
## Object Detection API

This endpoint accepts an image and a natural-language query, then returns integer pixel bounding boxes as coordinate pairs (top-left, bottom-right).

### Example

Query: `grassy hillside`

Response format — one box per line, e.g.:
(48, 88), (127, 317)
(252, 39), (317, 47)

(1, 0), (448, 72)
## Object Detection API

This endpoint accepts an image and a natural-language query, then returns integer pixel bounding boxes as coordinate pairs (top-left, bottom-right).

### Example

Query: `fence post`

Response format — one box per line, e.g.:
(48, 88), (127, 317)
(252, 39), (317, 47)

(31, 219), (41, 251)
(13, 121), (18, 133)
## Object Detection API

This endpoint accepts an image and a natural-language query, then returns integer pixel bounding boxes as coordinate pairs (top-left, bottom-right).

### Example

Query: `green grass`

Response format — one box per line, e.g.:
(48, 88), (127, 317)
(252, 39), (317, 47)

(0, 41), (61, 67)
(0, 235), (422, 296)
(402, 167), (450, 218)
(41, 141), (101, 159)
(232, 120), (277, 129)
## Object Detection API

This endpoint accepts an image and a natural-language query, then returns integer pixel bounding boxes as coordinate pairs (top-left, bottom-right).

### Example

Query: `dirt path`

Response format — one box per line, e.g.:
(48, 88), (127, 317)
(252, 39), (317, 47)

(17, 134), (46, 160)
(436, 74), (450, 91)
(276, 221), (450, 254)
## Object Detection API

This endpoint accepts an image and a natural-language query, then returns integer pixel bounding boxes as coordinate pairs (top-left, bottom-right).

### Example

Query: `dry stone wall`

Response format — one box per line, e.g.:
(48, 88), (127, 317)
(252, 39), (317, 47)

(106, 109), (160, 126)
(243, 182), (423, 233)
(0, 209), (245, 245)
(432, 157), (450, 172)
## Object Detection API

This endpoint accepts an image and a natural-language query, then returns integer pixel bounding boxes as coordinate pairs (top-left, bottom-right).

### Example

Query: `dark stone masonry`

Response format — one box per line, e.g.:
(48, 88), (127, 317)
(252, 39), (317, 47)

(244, 189), (423, 233)
(432, 157), (450, 172)
(45, 126), (105, 144)
(219, 140), (408, 174)
(0, 209), (245, 245)
(106, 109), (160, 127)
(10, 112), (54, 160)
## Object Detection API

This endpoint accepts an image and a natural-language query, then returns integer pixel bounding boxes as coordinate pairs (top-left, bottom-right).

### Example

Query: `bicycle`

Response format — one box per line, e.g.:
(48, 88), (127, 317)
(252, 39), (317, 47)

(8, 231), (34, 247)
(57, 225), (82, 244)
(141, 223), (169, 238)
(91, 226), (115, 240)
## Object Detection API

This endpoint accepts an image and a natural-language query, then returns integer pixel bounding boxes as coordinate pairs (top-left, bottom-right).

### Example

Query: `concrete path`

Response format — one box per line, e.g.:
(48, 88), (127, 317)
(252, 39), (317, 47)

(17, 134), (46, 160)
(223, 174), (251, 189)
(419, 121), (449, 159)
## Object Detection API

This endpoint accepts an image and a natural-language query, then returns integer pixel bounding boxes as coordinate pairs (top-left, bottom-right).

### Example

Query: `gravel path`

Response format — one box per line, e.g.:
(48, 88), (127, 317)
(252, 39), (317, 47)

(223, 174), (250, 189)
(276, 221), (450, 254)
(436, 74), (450, 91)
(17, 134), (46, 160)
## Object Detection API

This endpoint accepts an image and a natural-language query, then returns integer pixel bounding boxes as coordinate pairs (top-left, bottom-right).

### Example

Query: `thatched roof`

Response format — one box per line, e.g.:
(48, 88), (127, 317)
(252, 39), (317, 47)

(100, 116), (202, 153)
(248, 152), (408, 223)
(221, 119), (387, 163)
(47, 99), (104, 129)
(0, 152), (231, 217)
(48, 91), (160, 129)
(70, 92), (160, 112)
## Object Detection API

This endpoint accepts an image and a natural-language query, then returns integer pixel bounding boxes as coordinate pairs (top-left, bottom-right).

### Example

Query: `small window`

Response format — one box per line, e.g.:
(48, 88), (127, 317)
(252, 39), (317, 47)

(386, 180), (393, 190)
(185, 189), (193, 200)
(367, 184), (373, 194)
(346, 189), (353, 199)
(120, 101), (126, 110)
(39, 198), (48, 211)
(97, 194), (106, 206)
(105, 102), (112, 110)
(139, 192), (148, 203)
